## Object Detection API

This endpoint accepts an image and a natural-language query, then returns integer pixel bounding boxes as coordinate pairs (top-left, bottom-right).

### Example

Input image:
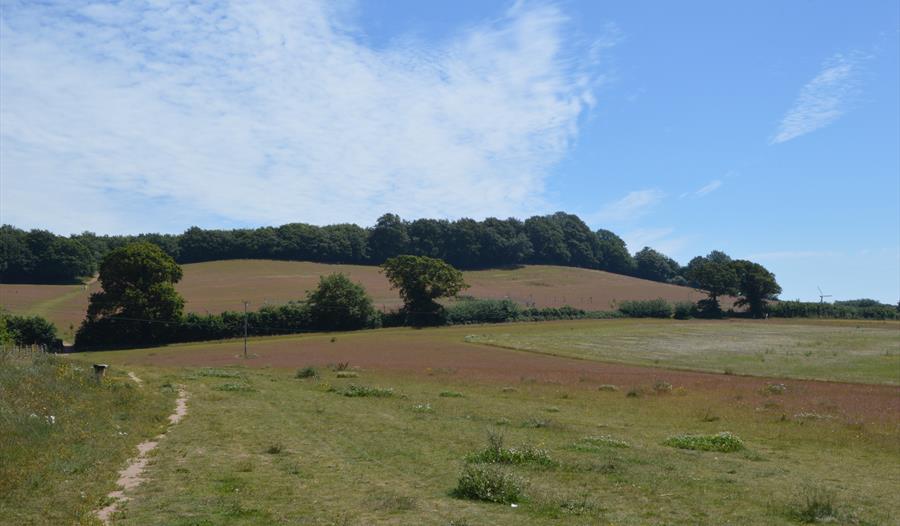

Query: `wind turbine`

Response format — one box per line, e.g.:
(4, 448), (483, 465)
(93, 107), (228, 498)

(817, 286), (832, 317)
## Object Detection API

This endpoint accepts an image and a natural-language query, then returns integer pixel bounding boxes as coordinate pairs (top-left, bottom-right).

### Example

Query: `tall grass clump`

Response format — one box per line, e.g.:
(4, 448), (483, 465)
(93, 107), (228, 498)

(784, 486), (840, 523)
(466, 432), (555, 466)
(664, 432), (744, 452)
(452, 464), (525, 504)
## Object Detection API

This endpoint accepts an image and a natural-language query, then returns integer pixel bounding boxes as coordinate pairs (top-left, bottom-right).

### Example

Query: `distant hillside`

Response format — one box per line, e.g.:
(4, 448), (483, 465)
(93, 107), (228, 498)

(0, 260), (714, 338)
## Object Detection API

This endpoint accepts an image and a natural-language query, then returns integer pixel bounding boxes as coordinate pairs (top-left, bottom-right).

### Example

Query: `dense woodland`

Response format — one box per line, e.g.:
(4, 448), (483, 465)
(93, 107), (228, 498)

(3, 212), (717, 286)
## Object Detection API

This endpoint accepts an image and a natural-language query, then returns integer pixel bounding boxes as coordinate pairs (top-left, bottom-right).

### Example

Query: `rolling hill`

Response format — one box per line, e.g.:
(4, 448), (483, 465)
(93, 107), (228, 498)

(1, 259), (713, 339)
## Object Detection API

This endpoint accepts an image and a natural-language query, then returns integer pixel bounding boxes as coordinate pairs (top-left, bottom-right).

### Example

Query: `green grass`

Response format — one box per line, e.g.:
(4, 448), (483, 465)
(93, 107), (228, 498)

(79, 364), (898, 525)
(466, 319), (900, 384)
(0, 349), (173, 525)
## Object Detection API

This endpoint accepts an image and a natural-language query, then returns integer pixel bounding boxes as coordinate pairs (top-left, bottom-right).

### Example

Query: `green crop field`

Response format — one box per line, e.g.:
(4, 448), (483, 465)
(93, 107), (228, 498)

(3, 319), (897, 525)
(466, 319), (900, 385)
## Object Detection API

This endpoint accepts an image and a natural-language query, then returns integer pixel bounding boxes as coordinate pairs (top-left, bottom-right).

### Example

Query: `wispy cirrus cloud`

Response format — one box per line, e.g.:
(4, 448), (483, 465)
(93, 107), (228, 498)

(771, 53), (863, 144)
(591, 188), (665, 223)
(680, 179), (722, 199)
(0, 1), (605, 234)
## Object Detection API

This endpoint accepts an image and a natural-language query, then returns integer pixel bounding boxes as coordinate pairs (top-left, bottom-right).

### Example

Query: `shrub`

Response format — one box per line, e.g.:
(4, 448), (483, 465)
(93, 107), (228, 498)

(2, 314), (59, 347)
(295, 366), (318, 379)
(785, 486), (839, 523)
(452, 465), (525, 504)
(597, 384), (619, 392)
(445, 298), (521, 324)
(306, 273), (377, 331)
(626, 387), (643, 398)
(673, 301), (696, 320)
(663, 432), (744, 452)
(335, 371), (358, 378)
(764, 383), (787, 395)
(439, 391), (464, 398)
(330, 384), (394, 398)
(466, 432), (554, 466)
(618, 298), (673, 318)
(653, 380), (673, 394)
(265, 443), (284, 454)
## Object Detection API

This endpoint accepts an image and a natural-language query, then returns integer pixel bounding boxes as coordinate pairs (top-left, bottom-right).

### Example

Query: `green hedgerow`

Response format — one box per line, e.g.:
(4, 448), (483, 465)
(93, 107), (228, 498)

(452, 464), (525, 504)
(663, 432), (744, 452)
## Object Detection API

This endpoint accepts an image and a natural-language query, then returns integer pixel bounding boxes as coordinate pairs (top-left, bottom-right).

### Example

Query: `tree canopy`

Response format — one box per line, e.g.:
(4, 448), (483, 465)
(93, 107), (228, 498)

(77, 242), (185, 346)
(732, 260), (782, 317)
(381, 255), (468, 326)
(306, 273), (376, 331)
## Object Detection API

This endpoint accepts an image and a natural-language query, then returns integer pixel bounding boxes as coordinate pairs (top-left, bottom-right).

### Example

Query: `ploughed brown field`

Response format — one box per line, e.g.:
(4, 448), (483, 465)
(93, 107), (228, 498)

(0, 260), (716, 336)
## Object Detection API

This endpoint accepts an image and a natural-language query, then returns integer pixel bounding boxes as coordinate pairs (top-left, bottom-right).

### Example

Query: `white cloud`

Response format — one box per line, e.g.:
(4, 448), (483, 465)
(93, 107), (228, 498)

(771, 53), (863, 144)
(0, 1), (603, 234)
(591, 188), (664, 224)
(680, 179), (723, 199)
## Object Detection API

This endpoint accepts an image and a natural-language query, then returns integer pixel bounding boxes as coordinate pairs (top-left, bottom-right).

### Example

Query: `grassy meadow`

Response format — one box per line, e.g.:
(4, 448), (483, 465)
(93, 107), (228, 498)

(70, 363), (899, 525)
(3, 319), (899, 525)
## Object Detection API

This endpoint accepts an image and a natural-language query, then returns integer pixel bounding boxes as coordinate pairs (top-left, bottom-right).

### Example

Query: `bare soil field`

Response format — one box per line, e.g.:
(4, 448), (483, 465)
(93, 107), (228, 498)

(2, 260), (716, 335)
(86, 321), (900, 425)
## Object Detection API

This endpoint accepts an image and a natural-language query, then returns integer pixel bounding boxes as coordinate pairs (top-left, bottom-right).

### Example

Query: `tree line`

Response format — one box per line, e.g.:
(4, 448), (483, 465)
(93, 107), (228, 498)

(0, 212), (755, 288)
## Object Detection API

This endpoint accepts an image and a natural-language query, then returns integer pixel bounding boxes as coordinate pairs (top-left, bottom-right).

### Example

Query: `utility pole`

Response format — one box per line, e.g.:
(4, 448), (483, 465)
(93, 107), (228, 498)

(242, 300), (249, 359)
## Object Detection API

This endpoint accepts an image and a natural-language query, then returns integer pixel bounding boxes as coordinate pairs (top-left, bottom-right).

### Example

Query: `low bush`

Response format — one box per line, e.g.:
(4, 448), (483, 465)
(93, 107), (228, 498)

(452, 464), (525, 504)
(597, 384), (619, 392)
(295, 366), (318, 379)
(466, 432), (554, 466)
(330, 384), (394, 398)
(335, 371), (358, 378)
(785, 486), (839, 523)
(439, 390), (464, 398)
(663, 431), (744, 452)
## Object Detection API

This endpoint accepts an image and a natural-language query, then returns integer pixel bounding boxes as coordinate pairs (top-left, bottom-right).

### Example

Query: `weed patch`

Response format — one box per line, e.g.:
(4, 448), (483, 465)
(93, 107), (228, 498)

(784, 486), (841, 523)
(439, 390), (464, 398)
(295, 366), (318, 379)
(466, 432), (555, 466)
(329, 384), (394, 398)
(664, 432), (744, 452)
(335, 371), (358, 378)
(214, 382), (255, 392)
(452, 464), (525, 504)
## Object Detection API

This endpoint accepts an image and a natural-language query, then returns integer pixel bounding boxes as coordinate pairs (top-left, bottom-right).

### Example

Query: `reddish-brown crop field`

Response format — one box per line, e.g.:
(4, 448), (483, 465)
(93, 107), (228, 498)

(2, 260), (718, 335)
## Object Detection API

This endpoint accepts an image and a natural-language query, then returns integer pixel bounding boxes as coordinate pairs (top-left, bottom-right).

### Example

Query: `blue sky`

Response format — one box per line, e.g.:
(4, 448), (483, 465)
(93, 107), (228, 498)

(1, 1), (898, 302)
